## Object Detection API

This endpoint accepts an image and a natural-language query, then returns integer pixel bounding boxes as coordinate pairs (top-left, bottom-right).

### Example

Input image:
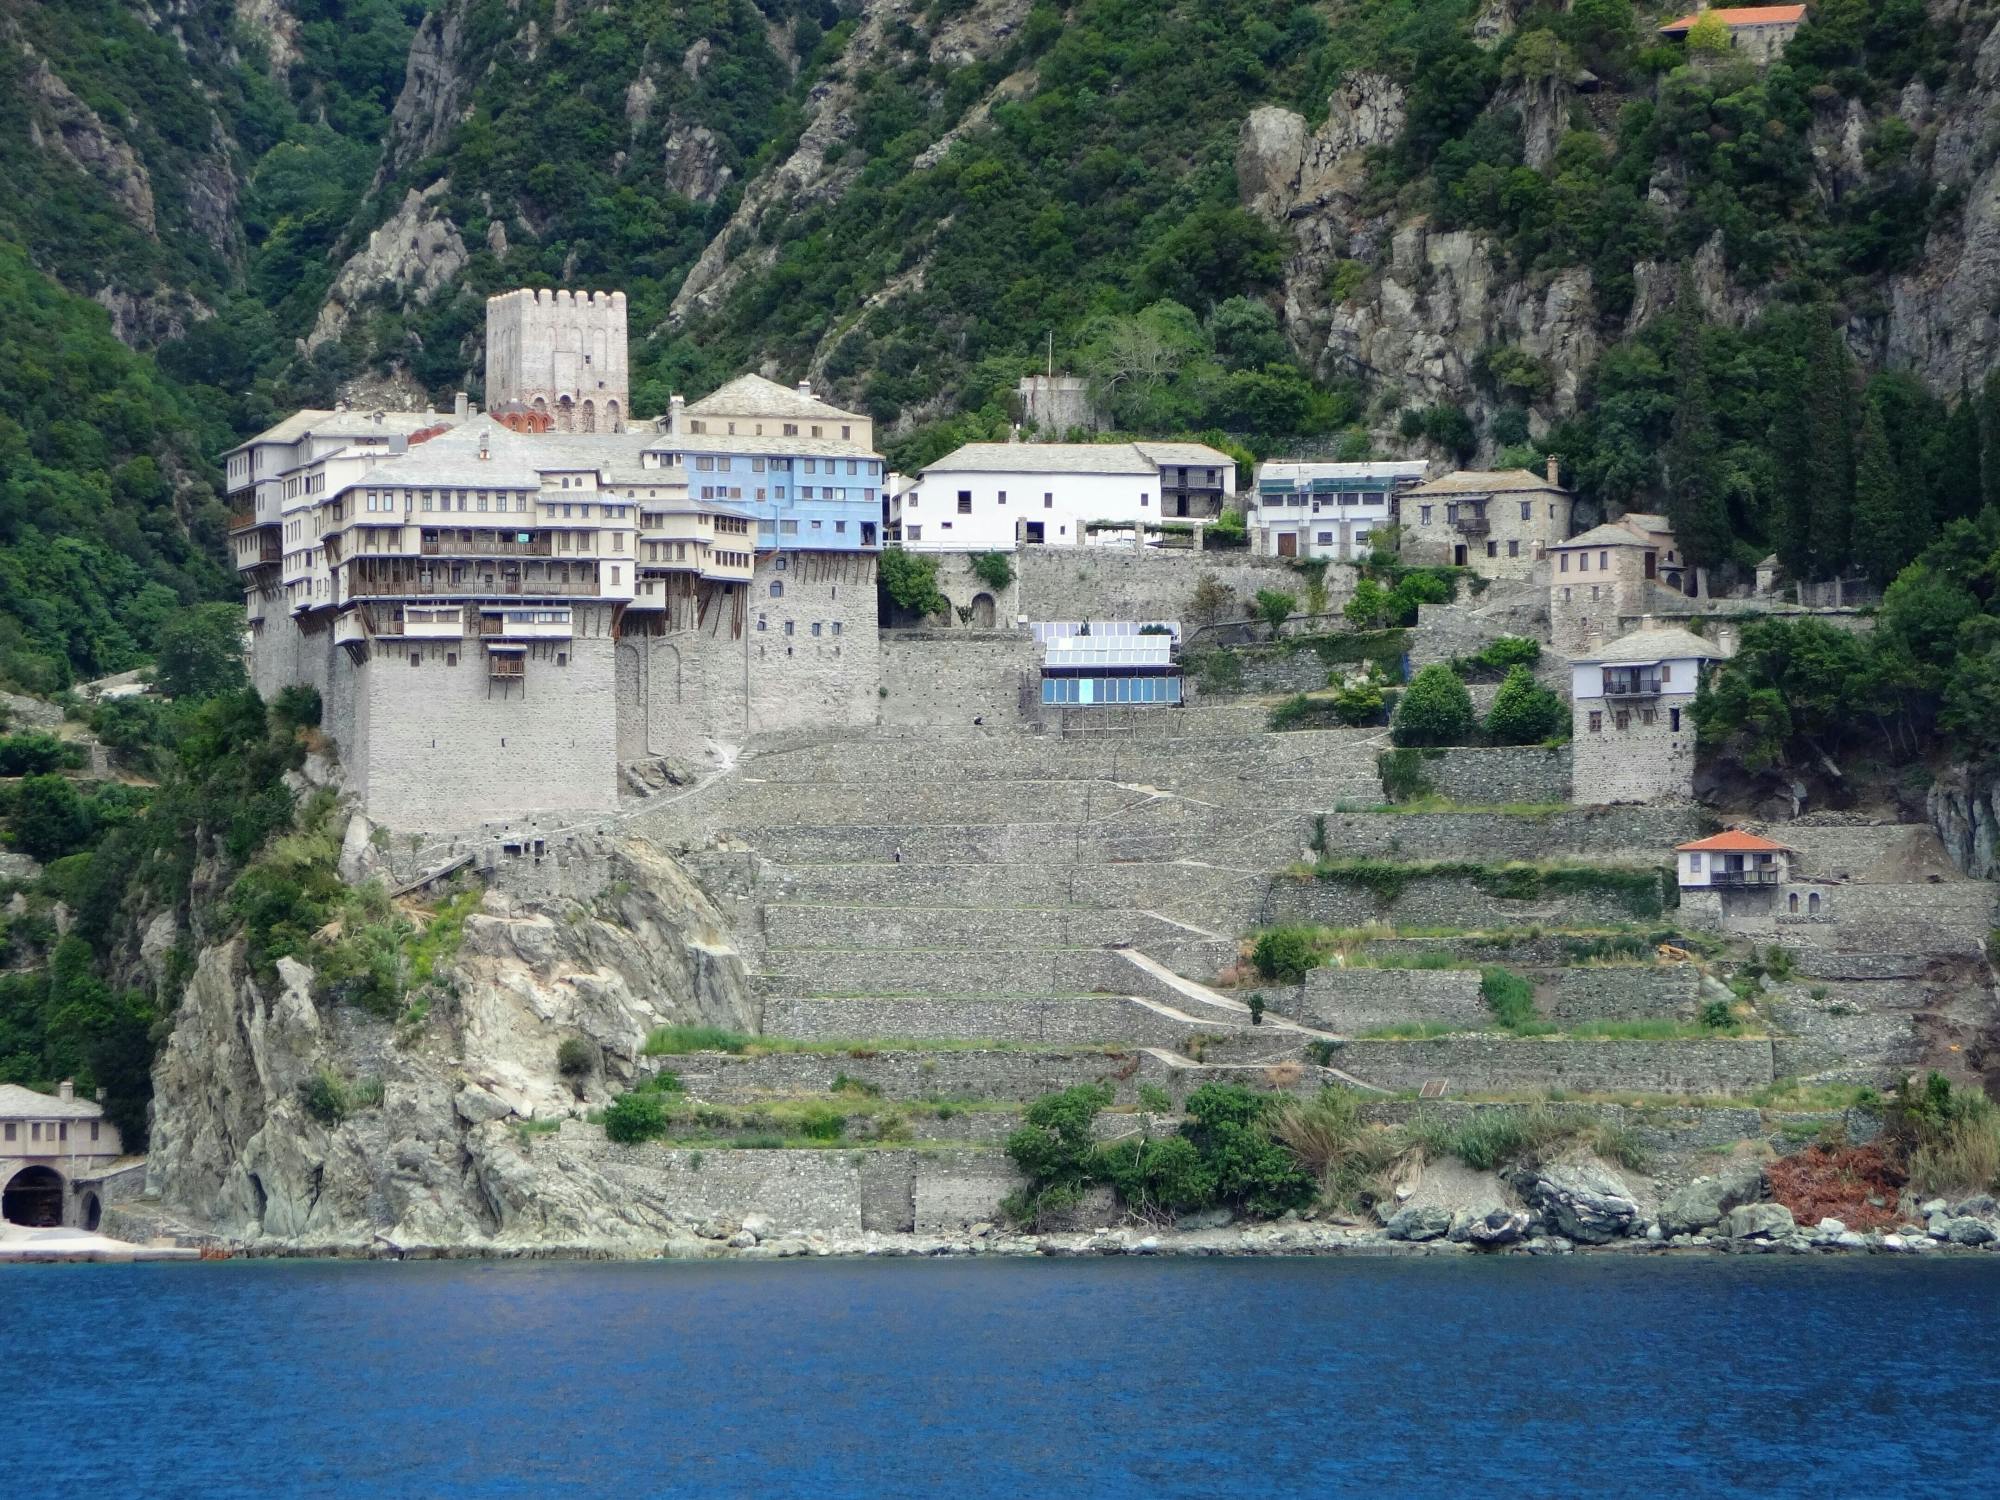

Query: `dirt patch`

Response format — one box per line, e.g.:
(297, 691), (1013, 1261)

(1766, 1144), (1905, 1230)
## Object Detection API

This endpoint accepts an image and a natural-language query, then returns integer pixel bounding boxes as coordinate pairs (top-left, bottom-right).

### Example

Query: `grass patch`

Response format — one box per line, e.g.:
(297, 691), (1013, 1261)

(1566, 1018), (1754, 1040)
(1404, 1104), (1649, 1173)
(1355, 1021), (1468, 1039)
(643, 1024), (755, 1055)
(1479, 967), (1545, 1032)
(1891, 1072), (2000, 1198)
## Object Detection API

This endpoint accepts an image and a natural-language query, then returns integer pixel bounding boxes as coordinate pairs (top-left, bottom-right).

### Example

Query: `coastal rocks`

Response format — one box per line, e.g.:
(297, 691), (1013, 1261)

(1516, 1162), (1641, 1245)
(1658, 1160), (1766, 1237)
(1450, 1206), (1530, 1248)
(1724, 1202), (1797, 1241)
(1384, 1204), (1453, 1242)
(308, 181), (469, 352)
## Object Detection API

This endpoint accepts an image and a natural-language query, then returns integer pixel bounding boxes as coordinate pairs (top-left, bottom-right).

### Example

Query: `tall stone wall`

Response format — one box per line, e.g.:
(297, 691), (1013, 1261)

(879, 631), (1035, 727)
(483, 288), (630, 429)
(1572, 691), (1697, 804)
(1261, 869), (1673, 929)
(1547, 966), (1701, 1022)
(1319, 805), (1711, 862)
(357, 625), (620, 832)
(1288, 967), (1488, 1032)
(1333, 1035), (1775, 1095)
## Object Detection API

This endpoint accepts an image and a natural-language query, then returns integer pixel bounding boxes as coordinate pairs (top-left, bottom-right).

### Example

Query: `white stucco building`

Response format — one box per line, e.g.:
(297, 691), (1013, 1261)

(1675, 830), (1792, 890)
(893, 441), (1236, 551)
(1, 1082), (125, 1230)
(1248, 459), (1429, 560)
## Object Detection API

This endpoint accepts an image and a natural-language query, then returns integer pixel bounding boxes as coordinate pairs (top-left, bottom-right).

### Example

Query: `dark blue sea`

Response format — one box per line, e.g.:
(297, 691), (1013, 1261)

(8, 1255), (1998, 1498)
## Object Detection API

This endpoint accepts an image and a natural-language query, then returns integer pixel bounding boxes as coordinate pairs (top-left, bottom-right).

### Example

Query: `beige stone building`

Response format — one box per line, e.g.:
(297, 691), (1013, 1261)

(1398, 461), (1572, 578)
(1548, 513), (1706, 654)
(1, 1082), (124, 1230)
(1659, 5), (1805, 64)
(1569, 624), (1718, 804)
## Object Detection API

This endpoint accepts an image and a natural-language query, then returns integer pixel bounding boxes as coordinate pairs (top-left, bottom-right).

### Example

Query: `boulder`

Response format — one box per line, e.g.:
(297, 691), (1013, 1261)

(1953, 1194), (1999, 1219)
(1385, 1204), (1453, 1242)
(1520, 1163), (1640, 1244)
(1942, 1216), (1998, 1247)
(452, 1084), (513, 1125)
(1658, 1160), (1764, 1236)
(1724, 1202), (1796, 1240)
(1452, 1207), (1530, 1249)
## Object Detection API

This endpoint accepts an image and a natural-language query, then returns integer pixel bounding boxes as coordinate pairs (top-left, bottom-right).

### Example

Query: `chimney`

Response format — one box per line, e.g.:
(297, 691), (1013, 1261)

(478, 433), (490, 462)
(796, 379), (813, 398)
(454, 391), (470, 420)
(58, 1079), (73, 1101)
(1546, 454), (1560, 487)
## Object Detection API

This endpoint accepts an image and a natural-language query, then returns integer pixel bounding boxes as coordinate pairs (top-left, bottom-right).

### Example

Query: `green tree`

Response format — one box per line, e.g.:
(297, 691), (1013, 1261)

(1772, 312), (1857, 579)
(1392, 663), (1476, 747)
(1980, 370), (2000, 515)
(12, 775), (92, 862)
(1851, 398), (1921, 583)
(1483, 665), (1568, 744)
(1253, 589), (1297, 640)
(1343, 578), (1395, 629)
(153, 603), (248, 701)
(1684, 9), (1733, 53)
(1663, 274), (1731, 566)
(1930, 386), (1983, 525)
(877, 548), (947, 619)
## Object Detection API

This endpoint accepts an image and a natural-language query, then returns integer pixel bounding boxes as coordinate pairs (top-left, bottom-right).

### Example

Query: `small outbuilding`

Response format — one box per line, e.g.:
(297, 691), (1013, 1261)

(1, 1081), (124, 1229)
(1675, 829), (1792, 889)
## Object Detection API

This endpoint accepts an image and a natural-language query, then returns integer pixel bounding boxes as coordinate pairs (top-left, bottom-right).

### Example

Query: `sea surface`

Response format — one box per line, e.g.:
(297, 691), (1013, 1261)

(8, 1254), (1999, 1498)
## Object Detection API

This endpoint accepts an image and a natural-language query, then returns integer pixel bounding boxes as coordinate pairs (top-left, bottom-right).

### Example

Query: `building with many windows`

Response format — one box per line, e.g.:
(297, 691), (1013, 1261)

(226, 291), (882, 834)
(1569, 623), (1717, 804)
(1399, 460), (1573, 577)
(1248, 459), (1430, 560)
(892, 441), (1235, 551)
(1, 1082), (123, 1230)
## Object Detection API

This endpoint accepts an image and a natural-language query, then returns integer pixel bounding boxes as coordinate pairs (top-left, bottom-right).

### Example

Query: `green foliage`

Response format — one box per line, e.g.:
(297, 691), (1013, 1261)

(1377, 747), (1436, 803)
(152, 603), (247, 701)
(1891, 1071), (2000, 1197)
(10, 776), (93, 862)
(1392, 663), (1475, 747)
(643, 1024), (755, 1056)
(603, 1090), (672, 1145)
(968, 551), (1015, 591)
(1310, 857), (1671, 920)
(1479, 967), (1542, 1031)
(556, 1037), (595, 1080)
(1329, 676), (1388, 727)
(1251, 925), (1318, 983)
(878, 547), (948, 618)
(1453, 636), (1541, 678)
(299, 1066), (366, 1127)
(0, 734), (82, 776)
(1483, 665), (1567, 745)
(1252, 588), (1296, 640)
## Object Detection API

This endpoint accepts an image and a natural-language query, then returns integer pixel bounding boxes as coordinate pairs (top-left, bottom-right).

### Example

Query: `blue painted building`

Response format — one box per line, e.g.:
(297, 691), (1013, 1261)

(645, 374), (884, 552)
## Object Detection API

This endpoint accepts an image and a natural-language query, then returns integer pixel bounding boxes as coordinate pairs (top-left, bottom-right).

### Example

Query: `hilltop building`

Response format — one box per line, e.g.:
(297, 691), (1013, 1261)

(1659, 5), (1805, 62)
(1570, 622), (1718, 804)
(225, 290), (884, 834)
(1399, 460), (1572, 578)
(892, 441), (1235, 551)
(1549, 512), (1706, 654)
(1248, 459), (1429, 560)
(2, 1082), (123, 1230)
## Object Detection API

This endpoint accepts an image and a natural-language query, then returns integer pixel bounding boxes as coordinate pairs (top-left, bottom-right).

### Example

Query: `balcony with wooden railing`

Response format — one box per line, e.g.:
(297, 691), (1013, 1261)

(420, 532), (554, 558)
(1452, 512), (1490, 536)
(345, 568), (602, 600)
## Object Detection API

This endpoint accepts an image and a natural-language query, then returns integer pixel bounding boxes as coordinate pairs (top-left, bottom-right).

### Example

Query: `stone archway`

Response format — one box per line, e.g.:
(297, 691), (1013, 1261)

(3, 1165), (64, 1227)
(82, 1190), (101, 1231)
(605, 399), (622, 434)
(970, 592), (997, 628)
(581, 399), (596, 433)
(557, 395), (575, 432)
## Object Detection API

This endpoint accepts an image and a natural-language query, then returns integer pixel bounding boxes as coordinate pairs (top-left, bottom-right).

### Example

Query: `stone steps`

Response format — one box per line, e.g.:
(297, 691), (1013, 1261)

(760, 903), (1218, 952)
(752, 938), (1237, 998)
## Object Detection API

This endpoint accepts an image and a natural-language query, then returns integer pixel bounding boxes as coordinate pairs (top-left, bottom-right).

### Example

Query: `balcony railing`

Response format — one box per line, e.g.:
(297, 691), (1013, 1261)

(421, 535), (554, 558)
(346, 573), (602, 599)
(1707, 868), (1781, 888)
(238, 537), (282, 565)
(1603, 674), (1664, 698)
(1453, 514), (1490, 536)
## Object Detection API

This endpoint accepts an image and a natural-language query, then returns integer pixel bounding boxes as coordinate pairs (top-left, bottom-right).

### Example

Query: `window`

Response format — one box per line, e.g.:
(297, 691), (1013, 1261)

(775, 557), (788, 571)
(1788, 891), (1798, 913)
(1318, 531), (1333, 545)
(1588, 711), (1602, 732)
(752, 458), (766, 472)
(446, 652), (457, 668)
(811, 425), (822, 437)
(1599, 550), (1609, 569)
(832, 622), (842, 636)
(1614, 710), (1631, 730)
(1140, 494), (1150, 507)
(958, 491), (972, 513)
(1560, 552), (1569, 572)
(1689, 853), (1704, 873)
(1591, 585), (1600, 601)
(90, 1122), (99, 1141)
(780, 520), (799, 535)
(610, 567), (619, 585)
(1660, 663), (1672, 685)
(1519, 501), (1531, 520)
(1508, 540), (1519, 558)
(757, 616), (767, 631)
(998, 491), (1007, 506)
(811, 622), (822, 636)
(907, 525), (922, 541)
(770, 581), (784, 597)
(1670, 707), (1682, 731)
(1044, 493), (1054, 508)
(2, 1123), (11, 1141)
(835, 521), (846, 533)
(783, 423), (798, 436)
(410, 651), (421, 667)
(847, 460), (858, 475)
(1578, 553), (1588, 571)
(1641, 708), (1657, 725)
(696, 457), (714, 471)
(784, 620), (795, 636)
(1420, 505), (1432, 524)
(1486, 541), (1497, 558)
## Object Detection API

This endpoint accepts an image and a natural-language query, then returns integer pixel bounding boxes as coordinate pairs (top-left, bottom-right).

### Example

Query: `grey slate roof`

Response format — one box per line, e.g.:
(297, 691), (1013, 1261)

(0, 1083), (104, 1120)
(920, 442), (1158, 476)
(1554, 523), (1656, 550)
(683, 373), (864, 423)
(1574, 625), (1719, 665)
(1406, 467), (1567, 497)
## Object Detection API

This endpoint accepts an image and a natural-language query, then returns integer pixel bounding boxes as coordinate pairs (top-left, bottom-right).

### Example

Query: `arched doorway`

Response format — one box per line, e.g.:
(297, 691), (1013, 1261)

(3, 1165), (64, 1227)
(605, 399), (622, 433)
(580, 399), (596, 433)
(970, 592), (997, 628)
(82, 1191), (101, 1231)
(557, 395), (575, 431)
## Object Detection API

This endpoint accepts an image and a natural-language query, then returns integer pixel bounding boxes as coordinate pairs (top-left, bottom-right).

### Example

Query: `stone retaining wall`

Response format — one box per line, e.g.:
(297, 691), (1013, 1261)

(1016, 548), (1335, 624)
(879, 631), (1036, 728)
(1547, 966), (1701, 1022)
(1288, 967), (1488, 1032)
(760, 995), (1212, 1048)
(754, 938), (1236, 997)
(1331, 1035), (1775, 1095)
(1318, 806), (1711, 863)
(1259, 871), (1672, 930)
(761, 904), (1205, 951)
(1380, 745), (1572, 805)
(666, 1048), (1166, 1106)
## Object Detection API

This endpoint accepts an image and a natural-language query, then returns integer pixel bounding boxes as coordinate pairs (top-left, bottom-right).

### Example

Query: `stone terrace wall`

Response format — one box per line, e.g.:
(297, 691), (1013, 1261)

(665, 1047), (1166, 1106)
(1318, 806), (1711, 863)
(1016, 547), (1340, 623)
(1382, 746), (1572, 805)
(1547, 965), (1701, 1023)
(1333, 1035), (1775, 1095)
(1288, 967), (1488, 1032)
(1259, 871), (1672, 930)
(879, 631), (1036, 728)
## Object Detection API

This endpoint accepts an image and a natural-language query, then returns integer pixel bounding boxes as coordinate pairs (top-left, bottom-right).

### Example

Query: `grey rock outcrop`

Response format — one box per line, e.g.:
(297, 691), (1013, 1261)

(663, 124), (733, 205)
(308, 181), (469, 352)
(22, 44), (157, 237)
(1384, 1203), (1453, 1241)
(147, 839), (753, 1250)
(1724, 1202), (1796, 1240)
(1658, 1159), (1765, 1237)
(1517, 1161), (1641, 1244)
(382, 5), (470, 180)
(1927, 765), (2000, 880)
(1450, 1205), (1530, 1248)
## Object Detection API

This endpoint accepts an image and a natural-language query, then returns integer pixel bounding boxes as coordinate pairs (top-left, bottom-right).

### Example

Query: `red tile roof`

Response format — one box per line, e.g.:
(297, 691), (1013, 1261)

(1675, 830), (1793, 853)
(1660, 5), (1806, 33)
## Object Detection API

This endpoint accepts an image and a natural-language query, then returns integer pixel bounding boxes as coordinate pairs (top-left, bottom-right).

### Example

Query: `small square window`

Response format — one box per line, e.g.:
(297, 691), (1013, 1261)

(410, 651), (421, 668)
(446, 652), (457, 667)
(1588, 711), (1603, 733)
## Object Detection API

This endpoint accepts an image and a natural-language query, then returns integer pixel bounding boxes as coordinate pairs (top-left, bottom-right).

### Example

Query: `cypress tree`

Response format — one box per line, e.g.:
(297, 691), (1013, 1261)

(1850, 399), (1905, 583)
(1931, 384), (1983, 524)
(1980, 371), (2000, 514)
(1799, 314), (1857, 576)
(1664, 270), (1731, 566)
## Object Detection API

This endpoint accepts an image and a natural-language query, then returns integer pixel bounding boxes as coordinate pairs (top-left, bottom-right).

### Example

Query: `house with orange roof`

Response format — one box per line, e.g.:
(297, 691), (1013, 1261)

(1674, 829), (1792, 890)
(1659, 5), (1807, 64)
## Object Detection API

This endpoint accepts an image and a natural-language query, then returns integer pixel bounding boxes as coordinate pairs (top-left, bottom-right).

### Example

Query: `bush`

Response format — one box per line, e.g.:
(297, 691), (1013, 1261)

(969, 552), (1014, 590)
(643, 1024), (753, 1055)
(1483, 665), (1568, 745)
(1479, 967), (1541, 1031)
(556, 1037), (595, 1079)
(878, 548), (947, 618)
(1456, 636), (1541, 676)
(0, 732), (81, 776)
(271, 684), (323, 729)
(1392, 663), (1475, 747)
(602, 1091), (672, 1144)
(300, 1068), (351, 1126)
(1179, 1084), (1317, 1216)
(11, 774), (93, 861)
(1253, 588), (1297, 640)
(1330, 677), (1387, 726)
(1252, 925), (1318, 982)
(1271, 1087), (1402, 1212)
(1893, 1072), (2000, 1197)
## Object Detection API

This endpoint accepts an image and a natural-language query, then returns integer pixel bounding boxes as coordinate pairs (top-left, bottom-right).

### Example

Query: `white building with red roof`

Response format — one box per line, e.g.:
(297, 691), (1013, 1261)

(1659, 5), (1807, 63)
(1675, 829), (1792, 889)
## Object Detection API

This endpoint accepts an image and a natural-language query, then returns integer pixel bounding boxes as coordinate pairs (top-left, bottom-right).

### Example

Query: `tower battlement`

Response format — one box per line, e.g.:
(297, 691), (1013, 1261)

(485, 287), (629, 432)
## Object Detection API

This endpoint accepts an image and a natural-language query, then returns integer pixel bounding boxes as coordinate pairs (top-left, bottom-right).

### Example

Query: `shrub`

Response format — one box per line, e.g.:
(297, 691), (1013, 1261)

(1391, 664), (1474, 747)
(1180, 1084), (1316, 1216)
(271, 684), (323, 729)
(1253, 589), (1297, 640)
(602, 1091), (672, 1144)
(969, 551), (1014, 590)
(794, 1101), (847, 1142)
(1270, 1087), (1401, 1212)
(1484, 665), (1567, 745)
(1892, 1072), (2000, 1197)
(1003, 1082), (1114, 1222)
(1377, 747), (1435, 802)
(556, 1037), (595, 1079)
(1462, 636), (1541, 675)
(1137, 1083), (1173, 1114)
(299, 1068), (350, 1126)
(11, 774), (92, 860)
(1189, 574), (1234, 624)
(1479, 967), (1541, 1031)
(878, 548), (947, 618)
(1208, 509), (1248, 548)
(1329, 677), (1387, 726)
(1252, 925), (1318, 982)
(0, 732), (81, 776)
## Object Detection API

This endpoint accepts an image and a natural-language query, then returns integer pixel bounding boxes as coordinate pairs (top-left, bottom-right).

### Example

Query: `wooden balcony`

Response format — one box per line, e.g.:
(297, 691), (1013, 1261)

(1602, 674), (1663, 699)
(1453, 514), (1490, 536)
(346, 571), (601, 600)
(421, 533), (553, 558)
(1707, 868), (1780, 889)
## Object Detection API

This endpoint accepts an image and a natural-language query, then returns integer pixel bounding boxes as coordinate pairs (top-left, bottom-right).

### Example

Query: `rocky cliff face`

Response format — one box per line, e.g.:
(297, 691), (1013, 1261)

(146, 838), (754, 1251)
(1929, 764), (2000, 882)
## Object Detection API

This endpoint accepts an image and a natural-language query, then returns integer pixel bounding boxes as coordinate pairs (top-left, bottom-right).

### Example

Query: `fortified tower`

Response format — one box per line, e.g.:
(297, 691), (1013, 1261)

(484, 288), (629, 432)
